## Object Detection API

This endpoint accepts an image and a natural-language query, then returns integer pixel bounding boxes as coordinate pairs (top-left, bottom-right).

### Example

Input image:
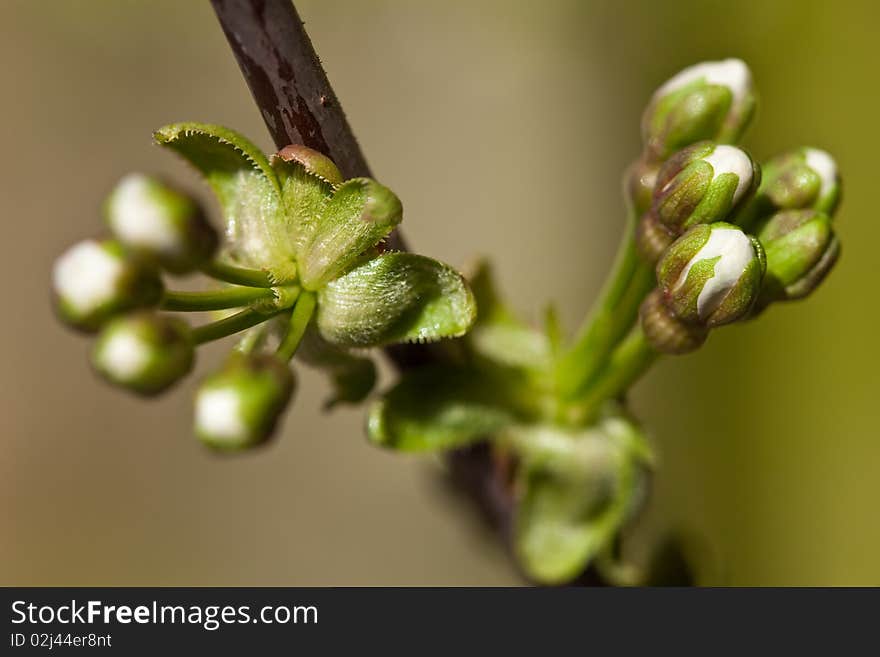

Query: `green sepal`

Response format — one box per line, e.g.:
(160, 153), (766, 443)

(153, 123), (296, 283)
(509, 417), (651, 585)
(366, 365), (517, 452)
(295, 326), (377, 409)
(296, 178), (403, 289)
(317, 252), (476, 347)
(645, 83), (733, 161)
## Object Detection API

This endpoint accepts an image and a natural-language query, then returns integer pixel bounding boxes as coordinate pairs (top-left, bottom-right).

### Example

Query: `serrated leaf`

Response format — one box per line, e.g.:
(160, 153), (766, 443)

(295, 325), (376, 409)
(317, 253), (476, 347)
(271, 156), (334, 256)
(466, 259), (551, 371)
(468, 258), (512, 326)
(509, 418), (650, 585)
(297, 178), (403, 289)
(366, 365), (515, 451)
(154, 123), (296, 282)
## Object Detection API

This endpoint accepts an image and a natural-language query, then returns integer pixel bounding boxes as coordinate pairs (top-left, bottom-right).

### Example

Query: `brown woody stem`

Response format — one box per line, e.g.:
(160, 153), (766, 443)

(209, 0), (612, 585)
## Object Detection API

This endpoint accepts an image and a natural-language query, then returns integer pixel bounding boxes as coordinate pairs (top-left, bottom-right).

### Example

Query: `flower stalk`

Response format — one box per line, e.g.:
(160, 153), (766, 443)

(199, 260), (275, 288)
(160, 286), (276, 312)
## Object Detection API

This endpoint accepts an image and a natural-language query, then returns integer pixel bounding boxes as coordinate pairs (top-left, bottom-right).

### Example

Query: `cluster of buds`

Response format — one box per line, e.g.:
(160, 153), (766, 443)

(625, 60), (842, 354)
(51, 123), (475, 451)
(626, 58), (756, 215)
(636, 141), (759, 262)
(742, 148), (841, 312)
(51, 172), (294, 445)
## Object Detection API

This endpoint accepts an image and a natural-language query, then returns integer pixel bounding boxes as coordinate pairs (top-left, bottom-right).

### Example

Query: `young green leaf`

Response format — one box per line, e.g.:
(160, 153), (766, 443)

(271, 153), (335, 259)
(153, 123), (296, 283)
(366, 365), (515, 451)
(509, 418), (650, 585)
(466, 259), (552, 372)
(295, 326), (377, 409)
(297, 178), (403, 289)
(316, 253), (476, 346)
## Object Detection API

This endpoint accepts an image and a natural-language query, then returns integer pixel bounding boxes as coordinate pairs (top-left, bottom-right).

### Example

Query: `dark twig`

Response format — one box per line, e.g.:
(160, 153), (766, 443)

(209, 0), (609, 584)
(210, 0), (369, 179)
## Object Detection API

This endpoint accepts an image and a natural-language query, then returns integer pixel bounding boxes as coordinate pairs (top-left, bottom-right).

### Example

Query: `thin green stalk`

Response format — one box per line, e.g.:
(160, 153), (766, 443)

(192, 308), (282, 345)
(161, 287), (275, 311)
(558, 212), (654, 401)
(235, 324), (271, 355)
(200, 260), (276, 288)
(276, 291), (318, 361)
(576, 326), (658, 424)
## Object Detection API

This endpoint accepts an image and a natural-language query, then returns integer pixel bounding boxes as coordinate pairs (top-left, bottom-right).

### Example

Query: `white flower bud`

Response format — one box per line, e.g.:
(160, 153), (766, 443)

(92, 313), (194, 395)
(52, 239), (162, 331)
(642, 58), (756, 160)
(106, 174), (217, 273)
(194, 354), (295, 450)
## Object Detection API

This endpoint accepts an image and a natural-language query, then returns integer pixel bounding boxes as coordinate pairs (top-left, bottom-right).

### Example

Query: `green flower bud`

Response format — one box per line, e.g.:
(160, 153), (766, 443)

(624, 158), (659, 216)
(654, 142), (758, 231)
(656, 222), (765, 327)
(738, 148), (841, 229)
(640, 289), (708, 354)
(51, 239), (163, 332)
(194, 353), (295, 451)
(757, 209), (840, 304)
(105, 174), (218, 273)
(91, 313), (194, 395)
(275, 144), (344, 185)
(636, 212), (676, 264)
(637, 142), (758, 262)
(642, 59), (755, 161)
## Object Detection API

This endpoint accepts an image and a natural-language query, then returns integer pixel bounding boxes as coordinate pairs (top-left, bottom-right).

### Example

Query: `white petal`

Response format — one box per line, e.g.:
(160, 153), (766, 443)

(99, 331), (151, 380)
(804, 148), (838, 200)
(109, 174), (182, 255)
(656, 58), (751, 107)
(52, 241), (124, 314)
(196, 388), (247, 442)
(702, 145), (752, 203)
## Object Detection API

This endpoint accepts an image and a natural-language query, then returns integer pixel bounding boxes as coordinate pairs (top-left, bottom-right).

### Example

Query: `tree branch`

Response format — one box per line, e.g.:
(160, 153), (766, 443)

(208, 0), (608, 585)
(210, 0), (369, 179)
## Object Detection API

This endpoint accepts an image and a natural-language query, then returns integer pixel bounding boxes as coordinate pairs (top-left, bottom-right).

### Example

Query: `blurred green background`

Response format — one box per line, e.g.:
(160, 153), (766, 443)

(1, 0), (877, 585)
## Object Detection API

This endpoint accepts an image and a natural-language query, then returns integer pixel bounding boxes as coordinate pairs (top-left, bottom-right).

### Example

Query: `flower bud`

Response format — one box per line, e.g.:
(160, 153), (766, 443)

(637, 142), (758, 261)
(194, 353), (295, 451)
(655, 142), (757, 230)
(656, 222), (765, 327)
(757, 209), (839, 303)
(105, 174), (218, 273)
(91, 313), (194, 395)
(738, 148), (841, 229)
(642, 59), (755, 161)
(51, 239), (164, 332)
(640, 289), (707, 354)
(624, 158), (659, 216)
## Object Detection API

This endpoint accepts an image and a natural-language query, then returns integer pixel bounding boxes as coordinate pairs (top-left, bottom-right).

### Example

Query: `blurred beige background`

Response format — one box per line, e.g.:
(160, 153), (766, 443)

(1, 0), (877, 585)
